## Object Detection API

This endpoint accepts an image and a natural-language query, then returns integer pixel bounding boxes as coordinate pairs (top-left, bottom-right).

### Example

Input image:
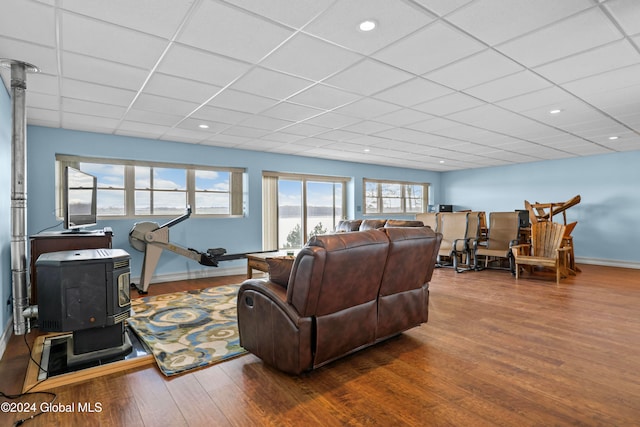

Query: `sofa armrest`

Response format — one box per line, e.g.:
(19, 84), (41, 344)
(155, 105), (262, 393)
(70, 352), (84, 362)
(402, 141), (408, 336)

(237, 279), (314, 374)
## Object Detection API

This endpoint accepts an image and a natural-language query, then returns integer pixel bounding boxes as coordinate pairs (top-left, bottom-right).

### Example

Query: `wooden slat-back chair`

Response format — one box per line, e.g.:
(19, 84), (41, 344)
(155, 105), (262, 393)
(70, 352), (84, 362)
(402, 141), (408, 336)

(437, 212), (468, 272)
(474, 212), (520, 272)
(512, 221), (570, 284)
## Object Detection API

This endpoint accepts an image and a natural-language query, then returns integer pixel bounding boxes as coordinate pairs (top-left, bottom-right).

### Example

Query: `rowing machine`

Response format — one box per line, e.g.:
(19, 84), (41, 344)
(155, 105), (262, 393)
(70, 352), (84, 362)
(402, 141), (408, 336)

(128, 206), (247, 294)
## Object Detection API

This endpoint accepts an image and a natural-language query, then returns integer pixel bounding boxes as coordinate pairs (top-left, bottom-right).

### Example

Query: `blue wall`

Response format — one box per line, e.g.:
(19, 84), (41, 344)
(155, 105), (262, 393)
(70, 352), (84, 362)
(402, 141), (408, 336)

(26, 126), (441, 282)
(441, 152), (640, 264)
(1, 82), (11, 333)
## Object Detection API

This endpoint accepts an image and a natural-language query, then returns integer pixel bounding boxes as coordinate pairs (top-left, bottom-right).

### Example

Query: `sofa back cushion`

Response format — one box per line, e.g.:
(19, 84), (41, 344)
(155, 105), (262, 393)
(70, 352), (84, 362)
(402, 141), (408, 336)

(376, 227), (442, 340)
(334, 219), (362, 232)
(359, 219), (388, 230)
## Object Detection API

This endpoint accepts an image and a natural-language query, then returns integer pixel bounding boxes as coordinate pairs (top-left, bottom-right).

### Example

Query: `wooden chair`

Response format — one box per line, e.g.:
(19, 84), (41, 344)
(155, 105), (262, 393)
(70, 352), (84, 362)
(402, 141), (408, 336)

(512, 221), (570, 285)
(474, 212), (520, 272)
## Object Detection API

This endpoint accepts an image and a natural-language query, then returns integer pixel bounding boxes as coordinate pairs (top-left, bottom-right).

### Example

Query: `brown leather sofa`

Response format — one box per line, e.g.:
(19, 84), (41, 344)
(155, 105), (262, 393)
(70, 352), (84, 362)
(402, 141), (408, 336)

(236, 227), (442, 375)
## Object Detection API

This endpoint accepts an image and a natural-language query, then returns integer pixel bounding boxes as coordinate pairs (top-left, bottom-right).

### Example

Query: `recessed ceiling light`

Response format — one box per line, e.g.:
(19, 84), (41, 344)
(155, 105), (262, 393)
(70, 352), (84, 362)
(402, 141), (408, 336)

(549, 109), (562, 115)
(359, 20), (377, 32)
(608, 136), (619, 140)
(364, 148), (371, 153)
(198, 124), (209, 129)
(439, 160), (445, 164)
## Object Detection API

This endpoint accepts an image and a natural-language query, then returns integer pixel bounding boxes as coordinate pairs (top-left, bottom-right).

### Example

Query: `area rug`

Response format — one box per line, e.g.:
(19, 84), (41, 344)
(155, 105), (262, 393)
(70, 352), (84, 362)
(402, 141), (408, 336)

(127, 284), (247, 376)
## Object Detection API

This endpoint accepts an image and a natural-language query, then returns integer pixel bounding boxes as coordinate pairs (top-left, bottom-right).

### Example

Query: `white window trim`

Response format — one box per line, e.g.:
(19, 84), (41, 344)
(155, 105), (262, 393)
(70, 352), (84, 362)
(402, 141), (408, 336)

(55, 154), (246, 219)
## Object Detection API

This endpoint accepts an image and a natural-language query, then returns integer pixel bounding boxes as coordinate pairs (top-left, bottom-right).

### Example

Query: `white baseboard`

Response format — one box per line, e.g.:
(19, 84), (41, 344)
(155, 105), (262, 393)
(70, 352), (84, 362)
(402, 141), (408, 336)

(0, 318), (13, 362)
(131, 265), (248, 286)
(575, 257), (640, 270)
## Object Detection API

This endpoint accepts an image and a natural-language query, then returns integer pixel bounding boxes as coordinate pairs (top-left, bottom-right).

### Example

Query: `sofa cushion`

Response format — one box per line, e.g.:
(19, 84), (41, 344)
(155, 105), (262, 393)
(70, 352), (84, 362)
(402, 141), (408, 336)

(334, 219), (362, 232)
(359, 219), (387, 230)
(267, 256), (295, 288)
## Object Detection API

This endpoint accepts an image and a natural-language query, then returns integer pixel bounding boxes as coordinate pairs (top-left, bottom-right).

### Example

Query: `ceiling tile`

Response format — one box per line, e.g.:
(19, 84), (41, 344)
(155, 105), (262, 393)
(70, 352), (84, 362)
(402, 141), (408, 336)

(496, 86), (577, 113)
(605, 0), (640, 36)
(190, 105), (252, 125)
(62, 12), (168, 69)
(0, 0), (55, 46)
(413, 92), (485, 116)
(144, 73), (222, 104)
(464, 70), (552, 102)
(229, 67), (313, 100)
(157, 44), (250, 86)
(342, 120), (394, 135)
(301, 112), (361, 129)
(238, 114), (293, 131)
(373, 77), (453, 107)
(411, 0), (474, 17)
(26, 107), (60, 127)
(373, 109), (433, 126)
(288, 84), (361, 110)
(207, 89), (277, 114)
(0, 38), (57, 76)
(325, 59), (413, 96)
(262, 102), (324, 121)
(62, 78), (136, 106)
(425, 49), (524, 90)
(333, 97), (399, 119)
(61, 52), (149, 90)
(62, 98), (126, 119)
(261, 33), (362, 81)
(533, 40), (640, 84)
(446, 0), (593, 46)
(279, 122), (329, 137)
(176, 118), (229, 134)
(123, 108), (183, 127)
(223, 0), (334, 28)
(160, 128), (208, 144)
(60, 0), (194, 39)
(303, 0), (435, 55)
(62, 112), (120, 132)
(25, 73), (59, 96)
(562, 63), (640, 100)
(374, 22), (485, 74)
(133, 93), (200, 116)
(496, 8), (624, 67)
(178, 0), (293, 62)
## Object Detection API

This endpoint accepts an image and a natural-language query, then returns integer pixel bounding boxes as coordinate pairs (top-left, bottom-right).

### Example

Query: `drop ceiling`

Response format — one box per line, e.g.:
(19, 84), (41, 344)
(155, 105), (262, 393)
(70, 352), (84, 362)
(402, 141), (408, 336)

(1, 0), (639, 171)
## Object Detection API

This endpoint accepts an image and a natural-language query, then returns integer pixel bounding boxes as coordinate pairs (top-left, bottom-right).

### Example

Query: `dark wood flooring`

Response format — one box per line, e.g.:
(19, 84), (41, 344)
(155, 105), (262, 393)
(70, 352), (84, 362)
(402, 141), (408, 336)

(1, 264), (639, 426)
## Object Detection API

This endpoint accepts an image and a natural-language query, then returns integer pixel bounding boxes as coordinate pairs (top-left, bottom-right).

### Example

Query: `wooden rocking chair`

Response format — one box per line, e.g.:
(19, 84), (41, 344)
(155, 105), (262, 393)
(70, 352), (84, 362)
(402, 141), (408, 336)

(512, 221), (570, 284)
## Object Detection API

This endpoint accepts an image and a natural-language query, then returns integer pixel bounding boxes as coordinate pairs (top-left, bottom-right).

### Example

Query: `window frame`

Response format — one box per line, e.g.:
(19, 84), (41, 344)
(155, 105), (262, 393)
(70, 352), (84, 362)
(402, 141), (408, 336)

(262, 171), (350, 250)
(363, 178), (429, 215)
(55, 154), (246, 219)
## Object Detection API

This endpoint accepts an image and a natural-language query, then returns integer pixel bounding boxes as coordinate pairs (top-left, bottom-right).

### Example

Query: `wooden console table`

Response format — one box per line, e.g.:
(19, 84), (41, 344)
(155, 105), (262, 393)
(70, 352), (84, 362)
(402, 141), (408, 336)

(246, 250), (297, 279)
(29, 228), (113, 304)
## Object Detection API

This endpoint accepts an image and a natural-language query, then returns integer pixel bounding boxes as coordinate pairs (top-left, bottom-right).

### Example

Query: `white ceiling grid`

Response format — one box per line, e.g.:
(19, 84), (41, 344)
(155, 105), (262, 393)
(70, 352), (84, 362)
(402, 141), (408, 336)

(0, 0), (639, 171)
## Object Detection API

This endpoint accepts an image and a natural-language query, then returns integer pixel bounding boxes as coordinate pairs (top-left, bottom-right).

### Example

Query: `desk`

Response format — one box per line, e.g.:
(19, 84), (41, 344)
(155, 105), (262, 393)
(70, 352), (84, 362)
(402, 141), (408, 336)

(246, 251), (296, 279)
(29, 228), (112, 304)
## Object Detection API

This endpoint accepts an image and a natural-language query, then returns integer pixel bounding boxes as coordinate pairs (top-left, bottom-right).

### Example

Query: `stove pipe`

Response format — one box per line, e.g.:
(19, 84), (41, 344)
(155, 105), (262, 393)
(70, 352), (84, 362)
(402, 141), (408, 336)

(2, 59), (39, 335)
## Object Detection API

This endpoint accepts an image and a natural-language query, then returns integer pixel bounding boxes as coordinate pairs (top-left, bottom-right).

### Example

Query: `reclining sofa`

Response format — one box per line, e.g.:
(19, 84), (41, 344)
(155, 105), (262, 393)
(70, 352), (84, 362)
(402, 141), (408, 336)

(237, 226), (442, 374)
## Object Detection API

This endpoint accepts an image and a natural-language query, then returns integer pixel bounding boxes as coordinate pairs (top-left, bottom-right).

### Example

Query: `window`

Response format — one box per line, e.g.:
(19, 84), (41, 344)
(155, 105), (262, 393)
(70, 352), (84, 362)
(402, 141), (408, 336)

(262, 172), (348, 250)
(56, 155), (245, 218)
(364, 178), (428, 215)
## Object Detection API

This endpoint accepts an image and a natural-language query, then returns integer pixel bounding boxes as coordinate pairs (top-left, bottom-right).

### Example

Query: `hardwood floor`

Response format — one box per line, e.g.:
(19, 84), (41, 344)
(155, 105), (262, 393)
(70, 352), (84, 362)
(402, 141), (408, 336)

(1, 265), (639, 426)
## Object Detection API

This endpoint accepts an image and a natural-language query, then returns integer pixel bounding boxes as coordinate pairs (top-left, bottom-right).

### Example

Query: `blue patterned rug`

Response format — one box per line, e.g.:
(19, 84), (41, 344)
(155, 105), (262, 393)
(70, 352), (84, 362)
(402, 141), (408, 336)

(127, 284), (247, 376)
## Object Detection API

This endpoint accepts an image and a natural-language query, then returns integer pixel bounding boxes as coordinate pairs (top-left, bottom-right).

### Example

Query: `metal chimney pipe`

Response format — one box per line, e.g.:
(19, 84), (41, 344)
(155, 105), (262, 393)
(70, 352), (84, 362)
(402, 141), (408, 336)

(1, 59), (39, 335)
